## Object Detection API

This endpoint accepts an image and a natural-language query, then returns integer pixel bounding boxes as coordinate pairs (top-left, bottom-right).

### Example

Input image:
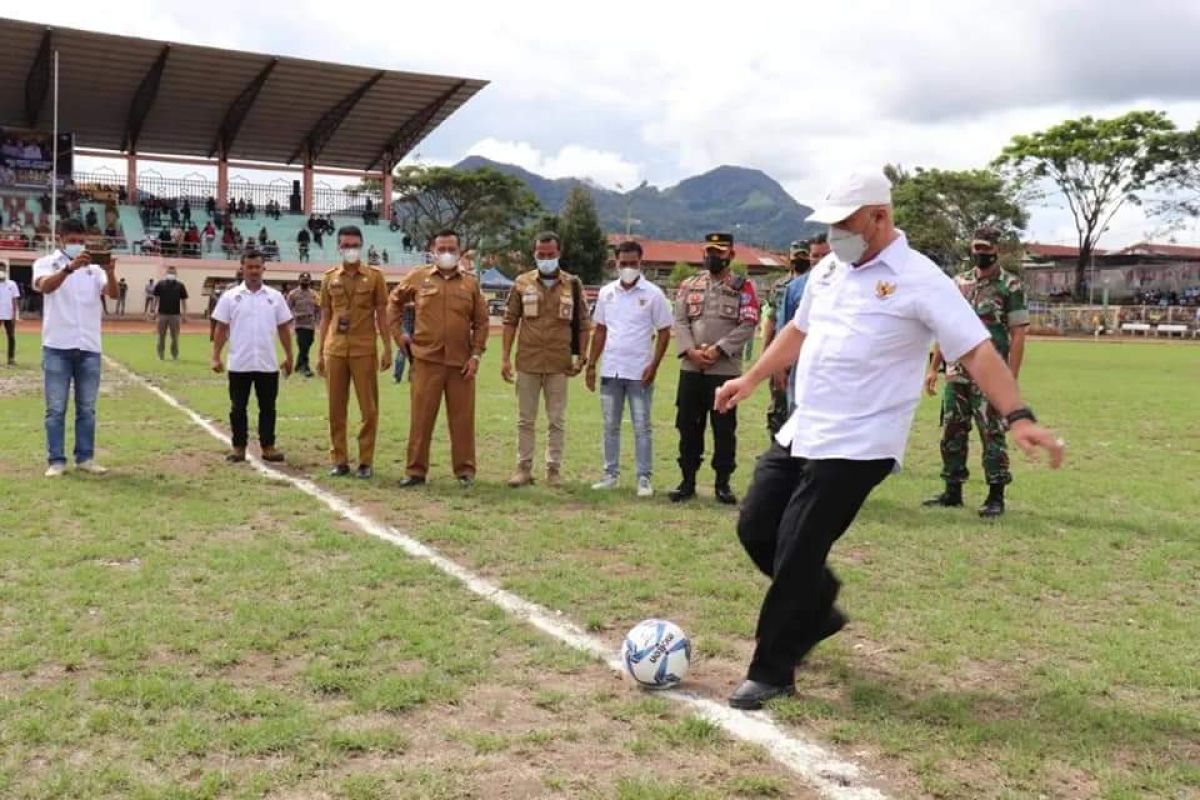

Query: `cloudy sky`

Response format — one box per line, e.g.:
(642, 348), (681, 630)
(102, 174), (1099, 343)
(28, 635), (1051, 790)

(11, 0), (1200, 246)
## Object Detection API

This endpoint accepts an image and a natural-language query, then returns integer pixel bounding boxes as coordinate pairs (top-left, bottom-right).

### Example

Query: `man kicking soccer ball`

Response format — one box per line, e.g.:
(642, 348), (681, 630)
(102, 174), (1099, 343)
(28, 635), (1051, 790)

(714, 169), (1065, 710)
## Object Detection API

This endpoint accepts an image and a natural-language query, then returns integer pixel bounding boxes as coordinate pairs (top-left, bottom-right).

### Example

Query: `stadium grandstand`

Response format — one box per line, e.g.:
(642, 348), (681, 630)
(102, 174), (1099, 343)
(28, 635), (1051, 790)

(0, 16), (486, 312)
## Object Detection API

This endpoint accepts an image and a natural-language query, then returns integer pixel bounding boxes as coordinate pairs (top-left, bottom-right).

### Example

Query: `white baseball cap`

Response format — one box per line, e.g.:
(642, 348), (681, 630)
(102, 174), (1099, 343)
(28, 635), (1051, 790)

(806, 169), (893, 225)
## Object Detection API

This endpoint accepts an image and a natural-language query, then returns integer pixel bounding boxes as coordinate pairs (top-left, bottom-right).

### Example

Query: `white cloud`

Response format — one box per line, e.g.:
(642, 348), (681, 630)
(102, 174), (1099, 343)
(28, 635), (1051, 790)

(466, 139), (641, 189)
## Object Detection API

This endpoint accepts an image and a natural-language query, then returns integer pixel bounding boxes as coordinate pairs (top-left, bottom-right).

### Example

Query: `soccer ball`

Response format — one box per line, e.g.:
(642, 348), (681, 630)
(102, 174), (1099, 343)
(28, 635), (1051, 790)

(622, 619), (692, 689)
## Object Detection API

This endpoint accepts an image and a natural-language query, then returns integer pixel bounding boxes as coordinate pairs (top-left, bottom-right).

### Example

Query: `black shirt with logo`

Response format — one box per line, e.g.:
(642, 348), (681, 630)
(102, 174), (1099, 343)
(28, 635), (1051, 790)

(154, 280), (189, 315)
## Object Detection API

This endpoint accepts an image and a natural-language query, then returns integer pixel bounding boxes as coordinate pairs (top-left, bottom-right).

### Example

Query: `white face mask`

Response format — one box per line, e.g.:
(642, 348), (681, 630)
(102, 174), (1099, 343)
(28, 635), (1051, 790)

(341, 248), (361, 265)
(619, 267), (641, 285)
(63, 243), (85, 259)
(535, 258), (560, 276)
(164, 273), (177, 282)
(828, 226), (867, 264)
(435, 251), (459, 270)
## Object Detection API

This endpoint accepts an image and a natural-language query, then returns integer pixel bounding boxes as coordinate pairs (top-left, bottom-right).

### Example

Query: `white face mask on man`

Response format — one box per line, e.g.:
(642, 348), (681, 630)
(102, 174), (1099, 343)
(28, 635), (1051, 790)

(435, 251), (459, 270)
(63, 243), (85, 259)
(619, 266), (641, 285)
(828, 226), (867, 265)
(535, 257), (559, 276)
(341, 248), (361, 265)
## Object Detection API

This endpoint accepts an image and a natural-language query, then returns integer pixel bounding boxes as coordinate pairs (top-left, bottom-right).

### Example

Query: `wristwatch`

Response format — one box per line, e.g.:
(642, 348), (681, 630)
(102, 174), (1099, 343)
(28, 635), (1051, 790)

(1002, 406), (1037, 430)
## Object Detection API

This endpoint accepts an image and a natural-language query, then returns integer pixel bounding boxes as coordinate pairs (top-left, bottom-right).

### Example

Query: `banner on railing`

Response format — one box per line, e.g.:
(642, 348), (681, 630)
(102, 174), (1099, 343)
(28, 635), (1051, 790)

(0, 128), (73, 188)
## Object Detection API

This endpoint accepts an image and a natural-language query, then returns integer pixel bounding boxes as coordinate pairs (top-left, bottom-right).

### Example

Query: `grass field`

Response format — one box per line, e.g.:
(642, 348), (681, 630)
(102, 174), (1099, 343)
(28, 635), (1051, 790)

(1, 331), (1197, 799)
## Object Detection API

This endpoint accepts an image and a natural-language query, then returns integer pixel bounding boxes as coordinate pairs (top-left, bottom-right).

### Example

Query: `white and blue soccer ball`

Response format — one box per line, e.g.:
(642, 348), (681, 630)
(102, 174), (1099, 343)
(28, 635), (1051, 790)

(622, 619), (692, 689)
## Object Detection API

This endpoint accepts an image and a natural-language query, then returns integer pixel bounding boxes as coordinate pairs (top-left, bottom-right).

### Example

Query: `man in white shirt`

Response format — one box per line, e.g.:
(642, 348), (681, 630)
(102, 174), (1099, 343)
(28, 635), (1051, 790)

(585, 240), (673, 497)
(32, 218), (119, 477)
(211, 249), (295, 463)
(0, 264), (21, 365)
(714, 170), (1065, 710)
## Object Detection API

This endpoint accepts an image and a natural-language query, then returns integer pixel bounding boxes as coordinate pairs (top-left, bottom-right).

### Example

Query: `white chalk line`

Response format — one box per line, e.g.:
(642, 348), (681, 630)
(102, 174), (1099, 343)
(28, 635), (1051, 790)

(107, 356), (889, 800)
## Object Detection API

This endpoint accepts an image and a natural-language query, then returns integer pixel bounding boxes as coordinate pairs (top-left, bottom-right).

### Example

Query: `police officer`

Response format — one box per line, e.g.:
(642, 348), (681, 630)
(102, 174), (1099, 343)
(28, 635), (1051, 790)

(763, 240), (809, 438)
(316, 226), (392, 479)
(670, 232), (760, 504)
(388, 228), (490, 488)
(500, 231), (590, 488)
(286, 272), (319, 377)
(924, 225), (1030, 517)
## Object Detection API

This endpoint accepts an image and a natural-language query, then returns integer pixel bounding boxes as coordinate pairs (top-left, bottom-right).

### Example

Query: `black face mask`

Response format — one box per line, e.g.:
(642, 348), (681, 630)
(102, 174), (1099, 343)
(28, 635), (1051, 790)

(972, 252), (998, 269)
(704, 253), (729, 273)
(791, 257), (810, 273)
(300, 281), (311, 289)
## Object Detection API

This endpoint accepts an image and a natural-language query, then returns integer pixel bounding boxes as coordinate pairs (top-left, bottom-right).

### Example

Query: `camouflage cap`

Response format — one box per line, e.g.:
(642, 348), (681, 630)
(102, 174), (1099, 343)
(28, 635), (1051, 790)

(972, 225), (1002, 245)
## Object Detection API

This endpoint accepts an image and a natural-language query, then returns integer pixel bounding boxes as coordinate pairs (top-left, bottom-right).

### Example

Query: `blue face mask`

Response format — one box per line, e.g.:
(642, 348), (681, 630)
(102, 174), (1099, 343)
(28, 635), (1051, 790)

(63, 243), (85, 259)
(536, 258), (559, 276)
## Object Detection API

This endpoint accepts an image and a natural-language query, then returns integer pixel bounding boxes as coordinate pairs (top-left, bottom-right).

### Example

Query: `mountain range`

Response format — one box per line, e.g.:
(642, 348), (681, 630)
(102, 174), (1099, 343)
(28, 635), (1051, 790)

(454, 156), (819, 251)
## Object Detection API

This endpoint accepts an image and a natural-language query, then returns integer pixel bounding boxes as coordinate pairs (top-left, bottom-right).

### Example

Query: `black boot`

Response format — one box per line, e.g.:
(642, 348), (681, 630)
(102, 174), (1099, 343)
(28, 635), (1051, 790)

(923, 481), (963, 508)
(714, 478), (738, 506)
(669, 474), (696, 503)
(979, 484), (1005, 518)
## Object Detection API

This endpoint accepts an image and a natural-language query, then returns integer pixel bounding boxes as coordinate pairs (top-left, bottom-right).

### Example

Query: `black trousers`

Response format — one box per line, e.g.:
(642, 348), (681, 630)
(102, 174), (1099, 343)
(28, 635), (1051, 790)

(675, 370), (737, 481)
(3, 319), (13, 361)
(737, 442), (893, 685)
(295, 327), (315, 371)
(228, 371), (279, 448)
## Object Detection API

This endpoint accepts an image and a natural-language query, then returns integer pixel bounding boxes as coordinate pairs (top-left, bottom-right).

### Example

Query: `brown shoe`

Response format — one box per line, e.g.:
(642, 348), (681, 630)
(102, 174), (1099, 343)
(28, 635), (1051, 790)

(507, 467), (534, 488)
(226, 447), (246, 463)
(546, 467), (563, 487)
(261, 446), (285, 463)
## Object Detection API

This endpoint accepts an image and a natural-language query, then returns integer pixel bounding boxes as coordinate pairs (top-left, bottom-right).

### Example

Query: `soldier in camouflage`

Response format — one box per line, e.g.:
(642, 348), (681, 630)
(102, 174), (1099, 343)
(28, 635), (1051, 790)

(924, 226), (1029, 517)
(763, 240), (809, 440)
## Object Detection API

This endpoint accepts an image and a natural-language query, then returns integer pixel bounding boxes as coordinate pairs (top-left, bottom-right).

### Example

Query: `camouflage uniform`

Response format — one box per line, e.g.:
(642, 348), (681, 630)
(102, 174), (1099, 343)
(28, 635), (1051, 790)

(764, 274), (793, 437)
(939, 267), (1029, 485)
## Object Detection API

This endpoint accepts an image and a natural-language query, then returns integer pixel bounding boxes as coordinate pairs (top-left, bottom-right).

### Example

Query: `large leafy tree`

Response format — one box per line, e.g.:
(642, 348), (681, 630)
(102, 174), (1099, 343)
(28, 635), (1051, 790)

(993, 111), (1183, 299)
(885, 165), (1029, 272)
(390, 165), (541, 253)
(559, 186), (609, 284)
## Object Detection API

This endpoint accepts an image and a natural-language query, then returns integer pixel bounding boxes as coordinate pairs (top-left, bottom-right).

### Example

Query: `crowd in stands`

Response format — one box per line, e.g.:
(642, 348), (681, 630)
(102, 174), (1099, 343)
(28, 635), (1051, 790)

(1131, 287), (1200, 307)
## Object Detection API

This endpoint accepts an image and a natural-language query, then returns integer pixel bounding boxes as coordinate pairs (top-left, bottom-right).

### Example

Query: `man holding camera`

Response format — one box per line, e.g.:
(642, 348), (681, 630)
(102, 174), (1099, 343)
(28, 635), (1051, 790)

(32, 219), (119, 477)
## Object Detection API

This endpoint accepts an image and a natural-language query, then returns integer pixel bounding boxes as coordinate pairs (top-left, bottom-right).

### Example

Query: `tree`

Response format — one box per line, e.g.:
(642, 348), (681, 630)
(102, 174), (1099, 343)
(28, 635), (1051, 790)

(993, 111), (1182, 299)
(559, 186), (609, 285)
(391, 165), (542, 253)
(669, 261), (695, 290)
(885, 165), (1029, 272)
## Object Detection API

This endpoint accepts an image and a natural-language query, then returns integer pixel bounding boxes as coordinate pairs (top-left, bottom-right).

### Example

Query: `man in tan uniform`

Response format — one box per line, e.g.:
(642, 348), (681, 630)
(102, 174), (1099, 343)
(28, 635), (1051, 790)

(388, 228), (489, 488)
(317, 225), (392, 479)
(501, 231), (591, 487)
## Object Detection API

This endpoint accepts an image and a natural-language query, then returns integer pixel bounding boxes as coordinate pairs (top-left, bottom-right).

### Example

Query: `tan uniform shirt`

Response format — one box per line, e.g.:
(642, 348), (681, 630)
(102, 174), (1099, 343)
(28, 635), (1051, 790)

(319, 265), (388, 358)
(388, 266), (489, 367)
(503, 270), (592, 374)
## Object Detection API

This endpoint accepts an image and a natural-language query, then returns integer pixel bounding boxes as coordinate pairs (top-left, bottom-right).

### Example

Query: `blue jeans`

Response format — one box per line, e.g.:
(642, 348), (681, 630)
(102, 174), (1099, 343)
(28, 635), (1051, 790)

(600, 377), (654, 479)
(43, 347), (102, 465)
(393, 349), (408, 382)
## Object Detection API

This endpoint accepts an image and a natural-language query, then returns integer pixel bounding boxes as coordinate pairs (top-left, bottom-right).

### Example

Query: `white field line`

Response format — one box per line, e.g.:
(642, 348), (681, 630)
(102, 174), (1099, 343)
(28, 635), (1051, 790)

(107, 356), (890, 800)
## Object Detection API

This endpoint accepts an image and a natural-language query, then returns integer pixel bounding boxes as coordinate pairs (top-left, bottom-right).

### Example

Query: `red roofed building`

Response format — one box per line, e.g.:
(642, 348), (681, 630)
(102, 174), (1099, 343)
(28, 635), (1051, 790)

(606, 234), (787, 287)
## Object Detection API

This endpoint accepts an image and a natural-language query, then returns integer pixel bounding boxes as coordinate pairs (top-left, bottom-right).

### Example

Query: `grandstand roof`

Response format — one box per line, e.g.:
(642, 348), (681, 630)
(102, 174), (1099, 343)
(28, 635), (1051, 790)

(608, 235), (785, 268)
(0, 17), (487, 172)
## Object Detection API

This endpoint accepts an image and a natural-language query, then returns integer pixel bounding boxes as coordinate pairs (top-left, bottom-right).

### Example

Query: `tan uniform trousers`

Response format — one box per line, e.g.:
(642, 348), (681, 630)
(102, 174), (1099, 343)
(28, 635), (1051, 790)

(516, 371), (568, 471)
(407, 358), (477, 479)
(326, 355), (379, 467)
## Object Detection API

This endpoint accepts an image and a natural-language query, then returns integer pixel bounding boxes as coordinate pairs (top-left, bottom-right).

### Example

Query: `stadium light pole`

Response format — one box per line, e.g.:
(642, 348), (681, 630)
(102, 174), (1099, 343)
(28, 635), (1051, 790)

(49, 49), (59, 255)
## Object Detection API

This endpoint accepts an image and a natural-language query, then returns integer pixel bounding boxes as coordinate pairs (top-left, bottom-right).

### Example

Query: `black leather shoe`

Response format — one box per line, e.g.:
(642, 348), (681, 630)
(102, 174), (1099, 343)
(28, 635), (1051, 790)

(715, 485), (738, 505)
(728, 679), (795, 710)
(328, 464), (351, 477)
(923, 482), (963, 507)
(668, 482), (696, 503)
(356, 465), (373, 480)
(398, 475), (426, 488)
(820, 606), (848, 641)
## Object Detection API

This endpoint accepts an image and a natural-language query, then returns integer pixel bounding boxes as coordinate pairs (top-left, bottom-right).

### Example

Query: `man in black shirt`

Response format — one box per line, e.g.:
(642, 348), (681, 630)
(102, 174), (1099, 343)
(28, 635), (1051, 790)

(153, 267), (189, 361)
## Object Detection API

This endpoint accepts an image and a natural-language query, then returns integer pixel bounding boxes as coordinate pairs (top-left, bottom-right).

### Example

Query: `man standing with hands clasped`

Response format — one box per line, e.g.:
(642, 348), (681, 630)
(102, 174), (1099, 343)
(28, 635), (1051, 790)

(317, 226), (391, 479)
(586, 240), (673, 497)
(211, 248), (294, 464)
(714, 169), (1065, 710)
(500, 231), (591, 488)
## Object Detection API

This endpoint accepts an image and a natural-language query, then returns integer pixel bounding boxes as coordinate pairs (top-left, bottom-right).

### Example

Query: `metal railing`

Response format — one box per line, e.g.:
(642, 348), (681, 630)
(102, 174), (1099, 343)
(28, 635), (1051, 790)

(1028, 303), (1200, 335)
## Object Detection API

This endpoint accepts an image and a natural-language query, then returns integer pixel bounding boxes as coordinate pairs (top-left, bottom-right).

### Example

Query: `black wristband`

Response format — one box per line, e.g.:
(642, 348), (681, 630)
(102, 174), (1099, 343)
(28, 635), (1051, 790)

(1003, 406), (1037, 430)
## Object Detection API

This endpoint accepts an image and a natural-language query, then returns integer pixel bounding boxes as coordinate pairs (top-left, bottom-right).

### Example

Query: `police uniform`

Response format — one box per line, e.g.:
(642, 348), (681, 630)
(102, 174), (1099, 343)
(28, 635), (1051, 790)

(938, 265), (1029, 489)
(388, 264), (489, 481)
(502, 268), (591, 485)
(319, 263), (389, 472)
(671, 232), (760, 502)
(286, 274), (319, 376)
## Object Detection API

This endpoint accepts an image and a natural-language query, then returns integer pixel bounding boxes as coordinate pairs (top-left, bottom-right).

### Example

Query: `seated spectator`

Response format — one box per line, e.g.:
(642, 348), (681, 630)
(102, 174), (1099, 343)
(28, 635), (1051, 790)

(85, 207), (98, 230)
(222, 226), (237, 259)
(382, 248), (389, 264)
(141, 233), (158, 255)
(185, 224), (201, 257)
(246, 200), (256, 219)
(203, 221), (217, 254)
(237, 198), (247, 217)
(258, 226), (269, 245)
(367, 245), (380, 265)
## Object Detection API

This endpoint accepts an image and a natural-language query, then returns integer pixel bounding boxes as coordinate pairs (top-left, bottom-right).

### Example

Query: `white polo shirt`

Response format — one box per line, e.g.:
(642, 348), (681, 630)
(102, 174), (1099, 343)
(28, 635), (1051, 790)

(592, 276), (674, 380)
(777, 233), (989, 466)
(212, 282), (293, 373)
(33, 251), (108, 353)
(0, 278), (20, 321)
